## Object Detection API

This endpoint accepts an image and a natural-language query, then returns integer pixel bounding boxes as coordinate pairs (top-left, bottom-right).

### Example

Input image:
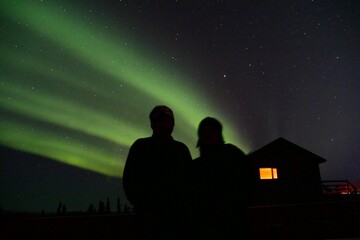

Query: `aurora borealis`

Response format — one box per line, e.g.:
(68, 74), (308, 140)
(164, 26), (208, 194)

(0, 0), (246, 177)
(1, 0), (359, 212)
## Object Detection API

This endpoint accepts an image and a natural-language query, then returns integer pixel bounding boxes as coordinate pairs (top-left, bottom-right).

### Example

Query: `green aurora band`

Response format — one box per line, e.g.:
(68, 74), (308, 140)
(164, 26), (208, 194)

(0, 0), (249, 177)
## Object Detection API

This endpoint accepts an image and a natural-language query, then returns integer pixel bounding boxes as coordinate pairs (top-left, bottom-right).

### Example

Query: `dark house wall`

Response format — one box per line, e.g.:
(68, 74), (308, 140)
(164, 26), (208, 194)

(248, 138), (326, 205)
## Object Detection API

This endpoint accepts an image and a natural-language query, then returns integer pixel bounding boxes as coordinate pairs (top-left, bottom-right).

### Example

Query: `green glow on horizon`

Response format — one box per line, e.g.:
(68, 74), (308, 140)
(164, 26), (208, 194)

(0, 0), (249, 177)
(0, 120), (124, 177)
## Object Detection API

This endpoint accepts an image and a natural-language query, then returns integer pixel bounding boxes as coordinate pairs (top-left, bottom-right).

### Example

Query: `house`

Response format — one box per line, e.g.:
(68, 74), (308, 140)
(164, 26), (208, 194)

(247, 137), (326, 205)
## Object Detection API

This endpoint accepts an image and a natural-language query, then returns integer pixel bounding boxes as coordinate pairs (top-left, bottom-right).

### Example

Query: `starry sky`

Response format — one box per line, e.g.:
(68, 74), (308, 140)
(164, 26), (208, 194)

(1, 0), (359, 213)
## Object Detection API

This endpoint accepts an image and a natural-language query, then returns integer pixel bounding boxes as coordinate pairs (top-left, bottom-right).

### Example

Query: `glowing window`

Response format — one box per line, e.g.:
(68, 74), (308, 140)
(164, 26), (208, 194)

(259, 168), (278, 180)
(272, 168), (278, 179)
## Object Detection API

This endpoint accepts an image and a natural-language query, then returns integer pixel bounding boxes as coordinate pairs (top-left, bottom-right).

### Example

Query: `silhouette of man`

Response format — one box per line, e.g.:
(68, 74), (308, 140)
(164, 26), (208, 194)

(123, 105), (192, 240)
(191, 117), (249, 240)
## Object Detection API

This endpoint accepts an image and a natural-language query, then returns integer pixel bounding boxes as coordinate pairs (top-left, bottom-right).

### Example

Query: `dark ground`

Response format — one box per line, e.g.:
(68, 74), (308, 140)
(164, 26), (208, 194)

(1, 199), (359, 240)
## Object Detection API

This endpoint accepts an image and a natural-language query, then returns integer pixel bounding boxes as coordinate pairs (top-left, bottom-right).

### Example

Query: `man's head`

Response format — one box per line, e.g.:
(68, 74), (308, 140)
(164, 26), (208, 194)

(149, 105), (174, 136)
(197, 117), (224, 148)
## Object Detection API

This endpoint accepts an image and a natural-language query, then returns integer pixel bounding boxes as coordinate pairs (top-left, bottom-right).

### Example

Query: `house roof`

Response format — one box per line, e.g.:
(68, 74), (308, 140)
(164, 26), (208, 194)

(248, 137), (327, 164)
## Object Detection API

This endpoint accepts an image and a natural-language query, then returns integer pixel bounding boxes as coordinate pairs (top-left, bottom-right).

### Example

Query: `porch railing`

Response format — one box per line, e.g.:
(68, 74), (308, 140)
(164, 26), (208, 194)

(322, 180), (358, 195)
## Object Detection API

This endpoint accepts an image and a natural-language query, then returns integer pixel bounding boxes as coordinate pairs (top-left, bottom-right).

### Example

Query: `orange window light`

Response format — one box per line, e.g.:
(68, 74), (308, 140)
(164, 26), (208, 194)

(259, 168), (278, 180)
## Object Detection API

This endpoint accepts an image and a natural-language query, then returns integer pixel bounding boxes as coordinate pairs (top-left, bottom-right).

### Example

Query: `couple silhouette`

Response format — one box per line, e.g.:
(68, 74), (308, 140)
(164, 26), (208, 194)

(123, 105), (249, 240)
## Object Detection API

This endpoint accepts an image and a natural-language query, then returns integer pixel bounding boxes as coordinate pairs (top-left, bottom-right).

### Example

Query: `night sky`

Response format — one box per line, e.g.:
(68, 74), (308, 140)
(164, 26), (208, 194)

(1, 0), (359, 213)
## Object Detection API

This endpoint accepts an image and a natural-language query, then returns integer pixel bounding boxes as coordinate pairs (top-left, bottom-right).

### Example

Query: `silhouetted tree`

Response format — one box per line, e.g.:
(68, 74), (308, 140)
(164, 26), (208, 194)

(57, 202), (63, 215)
(117, 197), (122, 214)
(106, 197), (111, 213)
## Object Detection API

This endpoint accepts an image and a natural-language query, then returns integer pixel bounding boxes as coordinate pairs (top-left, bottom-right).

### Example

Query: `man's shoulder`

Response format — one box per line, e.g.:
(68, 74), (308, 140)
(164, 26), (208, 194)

(224, 143), (246, 156)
